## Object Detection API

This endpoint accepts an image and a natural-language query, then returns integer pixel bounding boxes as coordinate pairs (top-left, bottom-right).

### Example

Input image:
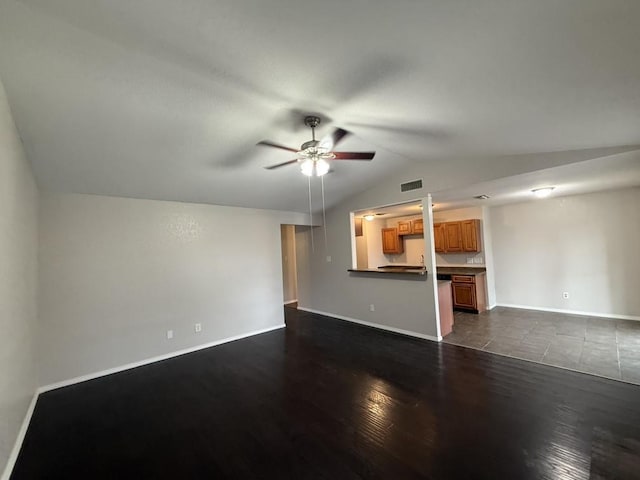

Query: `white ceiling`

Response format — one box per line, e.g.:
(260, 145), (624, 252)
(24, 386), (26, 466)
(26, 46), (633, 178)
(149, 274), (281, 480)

(1, 0), (640, 212)
(433, 149), (640, 211)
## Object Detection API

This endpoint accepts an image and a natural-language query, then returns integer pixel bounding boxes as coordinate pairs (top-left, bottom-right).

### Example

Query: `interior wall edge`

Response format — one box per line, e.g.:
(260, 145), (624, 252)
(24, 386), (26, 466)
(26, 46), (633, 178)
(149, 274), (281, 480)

(0, 392), (38, 480)
(495, 303), (640, 322)
(297, 307), (443, 342)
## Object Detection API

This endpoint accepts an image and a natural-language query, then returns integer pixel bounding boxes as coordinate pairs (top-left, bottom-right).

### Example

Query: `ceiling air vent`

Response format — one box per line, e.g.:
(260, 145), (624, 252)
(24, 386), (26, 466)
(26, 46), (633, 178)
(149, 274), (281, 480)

(400, 179), (423, 192)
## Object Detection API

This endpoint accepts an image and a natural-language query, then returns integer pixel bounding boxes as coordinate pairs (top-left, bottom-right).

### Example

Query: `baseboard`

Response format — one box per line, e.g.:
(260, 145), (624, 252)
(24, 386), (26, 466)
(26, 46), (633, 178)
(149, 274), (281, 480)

(284, 299), (298, 305)
(487, 303), (497, 310)
(1, 392), (39, 480)
(297, 307), (442, 342)
(496, 303), (640, 322)
(38, 324), (286, 394)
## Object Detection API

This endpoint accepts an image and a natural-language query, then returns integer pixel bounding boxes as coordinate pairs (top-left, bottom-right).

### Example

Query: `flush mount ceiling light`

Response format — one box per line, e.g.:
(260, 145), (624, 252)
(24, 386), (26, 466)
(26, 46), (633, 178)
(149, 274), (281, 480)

(259, 116), (376, 177)
(474, 194), (490, 200)
(363, 214), (376, 221)
(532, 187), (555, 198)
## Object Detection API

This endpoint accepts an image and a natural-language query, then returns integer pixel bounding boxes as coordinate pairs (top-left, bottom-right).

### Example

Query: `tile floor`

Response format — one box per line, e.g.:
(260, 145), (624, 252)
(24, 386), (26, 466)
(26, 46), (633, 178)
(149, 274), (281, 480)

(443, 307), (640, 384)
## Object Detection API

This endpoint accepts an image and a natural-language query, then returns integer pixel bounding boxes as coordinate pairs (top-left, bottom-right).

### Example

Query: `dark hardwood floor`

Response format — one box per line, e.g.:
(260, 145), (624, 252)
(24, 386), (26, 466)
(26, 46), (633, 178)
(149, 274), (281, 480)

(12, 306), (640, 479)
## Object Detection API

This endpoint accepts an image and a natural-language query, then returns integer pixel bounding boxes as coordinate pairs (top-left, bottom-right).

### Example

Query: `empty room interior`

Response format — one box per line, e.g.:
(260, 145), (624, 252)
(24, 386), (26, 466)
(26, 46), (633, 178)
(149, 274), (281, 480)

(2, 1), (640, 478)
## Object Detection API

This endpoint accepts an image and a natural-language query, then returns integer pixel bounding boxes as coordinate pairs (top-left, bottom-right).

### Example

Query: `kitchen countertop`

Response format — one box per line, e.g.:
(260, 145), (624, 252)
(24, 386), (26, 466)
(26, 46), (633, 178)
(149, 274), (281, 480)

(348, 267), (427, 276)
(436, 266), (486, 275)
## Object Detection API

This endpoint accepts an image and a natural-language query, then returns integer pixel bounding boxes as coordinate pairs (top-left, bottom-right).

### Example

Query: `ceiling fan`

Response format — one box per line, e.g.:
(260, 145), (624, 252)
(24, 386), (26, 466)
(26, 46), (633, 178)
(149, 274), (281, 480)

(258, 116), (376, 176)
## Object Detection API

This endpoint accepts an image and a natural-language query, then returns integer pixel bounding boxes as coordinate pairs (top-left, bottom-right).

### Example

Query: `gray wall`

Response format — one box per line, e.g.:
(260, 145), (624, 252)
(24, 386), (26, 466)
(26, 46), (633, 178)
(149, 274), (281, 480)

(297, 197), (438, 338)
(0, 78), (38, 474)
(295, 150), (604, 339)
(38, 193), (307, 385)
(491, 187), (640, 318)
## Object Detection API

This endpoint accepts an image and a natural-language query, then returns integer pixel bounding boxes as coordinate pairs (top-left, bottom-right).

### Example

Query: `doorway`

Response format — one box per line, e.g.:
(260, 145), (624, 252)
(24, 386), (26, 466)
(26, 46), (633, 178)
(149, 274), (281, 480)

(280, 224), (298, 306)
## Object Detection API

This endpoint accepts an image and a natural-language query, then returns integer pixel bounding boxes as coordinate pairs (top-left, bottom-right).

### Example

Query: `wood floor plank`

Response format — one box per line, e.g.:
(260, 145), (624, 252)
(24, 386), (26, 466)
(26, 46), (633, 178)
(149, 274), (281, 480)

(11, 306), (640, 479)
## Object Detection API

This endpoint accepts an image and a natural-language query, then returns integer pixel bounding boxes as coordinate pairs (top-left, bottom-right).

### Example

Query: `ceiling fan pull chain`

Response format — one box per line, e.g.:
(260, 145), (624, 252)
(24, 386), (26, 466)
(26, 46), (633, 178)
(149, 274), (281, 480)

(308, 175), (315, 253)
(321, 175), (328, 256)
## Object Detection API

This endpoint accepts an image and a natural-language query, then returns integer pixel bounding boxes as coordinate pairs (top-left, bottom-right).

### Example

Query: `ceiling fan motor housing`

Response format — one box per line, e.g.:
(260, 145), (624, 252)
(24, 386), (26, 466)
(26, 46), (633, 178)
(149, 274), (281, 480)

(301, 139), (320, 150)
(303, 116), (321, 129)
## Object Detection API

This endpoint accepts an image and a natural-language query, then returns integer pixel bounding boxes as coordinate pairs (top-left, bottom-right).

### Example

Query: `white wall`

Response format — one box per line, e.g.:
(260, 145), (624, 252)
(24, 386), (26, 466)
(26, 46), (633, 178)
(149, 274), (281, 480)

(491, 187), (640, 318)
(0, 78), (39, 474)
(280, 225), (298, 303)
(364, 218), (386, 269)
(38, 193), (307, 385)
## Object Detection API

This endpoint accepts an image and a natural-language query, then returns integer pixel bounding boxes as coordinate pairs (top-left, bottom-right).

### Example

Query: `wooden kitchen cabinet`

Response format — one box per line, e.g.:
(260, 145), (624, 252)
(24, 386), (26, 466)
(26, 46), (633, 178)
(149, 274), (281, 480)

(434, 223), (445, 253)
(443, 222), (463, 252)
(381, 227), (404, 254)
(412, 218), (424, 234)
(397, 221), (412, 236)
(433, 219), (481, 253)
(461, 219), (480, 252)
(451, 273), (487, 313)
(398, 219), (424, 236)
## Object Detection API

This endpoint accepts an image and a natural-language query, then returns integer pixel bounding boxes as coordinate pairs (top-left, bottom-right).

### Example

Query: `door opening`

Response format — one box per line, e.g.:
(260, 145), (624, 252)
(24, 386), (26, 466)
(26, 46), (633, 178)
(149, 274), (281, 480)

(280, 224), (298, 307)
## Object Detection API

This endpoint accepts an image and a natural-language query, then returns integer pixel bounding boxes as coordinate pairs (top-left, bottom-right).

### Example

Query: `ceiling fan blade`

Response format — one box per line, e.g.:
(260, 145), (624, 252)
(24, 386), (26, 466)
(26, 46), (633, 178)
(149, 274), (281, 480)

(321, 128), (350, 149)
(333, 151), (376, 160)
(257, 140), (299, 153)
(264, 159), (299, 170)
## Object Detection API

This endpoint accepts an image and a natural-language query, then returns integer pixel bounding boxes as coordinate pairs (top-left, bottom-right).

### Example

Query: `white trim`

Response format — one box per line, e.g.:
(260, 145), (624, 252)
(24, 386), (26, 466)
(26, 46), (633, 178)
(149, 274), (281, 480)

(38, 324), (285, 393)
(283, 299), (298, 305)
(1, 392), (39, 480)
(496, 303), (640, 322)
(298, 307), (442, 342)
(487, 303), (497, 310)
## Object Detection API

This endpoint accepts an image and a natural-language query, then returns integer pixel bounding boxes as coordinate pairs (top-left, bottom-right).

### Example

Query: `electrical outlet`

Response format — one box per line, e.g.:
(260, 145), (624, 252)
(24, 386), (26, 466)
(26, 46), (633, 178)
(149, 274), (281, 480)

(194, 323), (202, 333)
(167, 330), (173, 340)
(326, 255), (332, 263)
(562, 292), (569, 299)
(466, 257), (473, 264)
(369, 304), (375, 312)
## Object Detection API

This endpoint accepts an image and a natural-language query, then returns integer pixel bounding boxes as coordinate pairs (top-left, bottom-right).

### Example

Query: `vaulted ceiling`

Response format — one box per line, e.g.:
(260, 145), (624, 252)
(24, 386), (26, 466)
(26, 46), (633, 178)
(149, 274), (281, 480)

(1, 0), (639, 212)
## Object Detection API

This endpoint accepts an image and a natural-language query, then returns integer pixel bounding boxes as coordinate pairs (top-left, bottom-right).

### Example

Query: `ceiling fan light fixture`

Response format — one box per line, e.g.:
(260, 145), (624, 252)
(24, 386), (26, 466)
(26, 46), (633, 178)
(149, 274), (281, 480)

(300, 159), (315, 177)
(315, 158), (330, 176)
(300, 158), (330, 177)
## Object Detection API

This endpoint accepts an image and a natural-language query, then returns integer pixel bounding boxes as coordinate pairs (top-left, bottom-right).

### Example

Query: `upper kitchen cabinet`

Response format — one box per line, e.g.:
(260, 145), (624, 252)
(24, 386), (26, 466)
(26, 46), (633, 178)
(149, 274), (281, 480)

(461, 219), (480, 252)
(382, 227), (404, 254)
(397, 221), (412, 236)
(434, 219), (481, 253)
(444, 222), (463, 252)
(398, 218), (424, 236)
(412, 218), (424, 234)
(434, 223), (446, 252)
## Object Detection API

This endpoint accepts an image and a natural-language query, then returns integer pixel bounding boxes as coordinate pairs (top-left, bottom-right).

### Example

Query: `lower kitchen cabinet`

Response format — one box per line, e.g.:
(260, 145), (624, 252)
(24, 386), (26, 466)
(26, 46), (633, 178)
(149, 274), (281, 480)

(451, 273), (487, 313)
